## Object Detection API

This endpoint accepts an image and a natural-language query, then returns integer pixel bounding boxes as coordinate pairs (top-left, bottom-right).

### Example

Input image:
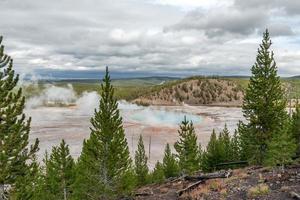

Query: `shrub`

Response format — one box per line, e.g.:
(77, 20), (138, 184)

(247, 184), (270, 198)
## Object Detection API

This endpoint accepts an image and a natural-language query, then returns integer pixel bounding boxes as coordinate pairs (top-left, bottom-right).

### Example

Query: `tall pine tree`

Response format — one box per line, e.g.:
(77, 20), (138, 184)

(74, 67), (133, 199)
(174, 117), (201, 174)
(134, 135), (149, 186)
(0, 36), (39, 197)
(162, 143), (179, 178)
(44, 140), (75, 200)
(238, 29), (288, 165)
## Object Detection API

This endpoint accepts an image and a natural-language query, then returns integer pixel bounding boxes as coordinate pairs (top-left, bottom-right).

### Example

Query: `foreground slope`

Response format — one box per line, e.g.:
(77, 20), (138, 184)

(134, 165), (300, 200)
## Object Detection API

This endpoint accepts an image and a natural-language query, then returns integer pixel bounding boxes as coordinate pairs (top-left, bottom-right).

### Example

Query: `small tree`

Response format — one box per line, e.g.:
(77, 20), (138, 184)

(151, 161), (165, 184)
(44, 140), (75, 200)
(162, 143), (179, 178)
(230, 130), (241, 161)
(265, 130), (296, 170)
(203, 129), (223, 171)
(11, 157), (42, 200)
(219, 124), (231, 162)
(174, 117), (201, 174)
(134, 135), (149, 186)
(291, 105), (300, 155)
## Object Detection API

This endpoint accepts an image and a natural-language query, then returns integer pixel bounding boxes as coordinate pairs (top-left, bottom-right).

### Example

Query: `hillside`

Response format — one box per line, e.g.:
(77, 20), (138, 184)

(133, 77), (244, 106)
(134, 165), (300, 200)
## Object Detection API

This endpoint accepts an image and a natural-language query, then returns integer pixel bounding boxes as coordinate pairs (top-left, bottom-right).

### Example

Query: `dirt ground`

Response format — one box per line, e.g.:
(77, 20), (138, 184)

(133, 164), (300, 200)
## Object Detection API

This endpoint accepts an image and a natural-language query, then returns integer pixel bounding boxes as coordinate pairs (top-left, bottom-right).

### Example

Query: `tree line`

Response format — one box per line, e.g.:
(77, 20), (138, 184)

(1, 29), (300, 199)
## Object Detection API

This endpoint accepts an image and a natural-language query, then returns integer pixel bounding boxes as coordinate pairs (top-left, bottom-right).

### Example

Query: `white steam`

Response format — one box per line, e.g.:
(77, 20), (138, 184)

(76, 91), (100, 115)
(26, 84), (77, 108)
(25, 84), (202, 126)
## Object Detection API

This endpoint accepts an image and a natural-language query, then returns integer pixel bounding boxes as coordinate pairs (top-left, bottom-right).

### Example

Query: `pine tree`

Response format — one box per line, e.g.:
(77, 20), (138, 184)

(11, 157), (42, 200)
(74, 67), (133, 199)
(230, 130), (241, 161)
(174, 117), (201, 174)
(0, 36), (39, 197)
(219, 124), (231, 162)
(162, 143), (179, 178)
(44, 140), (75, 200)
(265, 130), (297, 169)
(134, 135), (149, 186)
(203, 129), (223, 172)
(291, 105), (300, 155)
(151, 161), (165, 184)
(238, 29), (288, 165)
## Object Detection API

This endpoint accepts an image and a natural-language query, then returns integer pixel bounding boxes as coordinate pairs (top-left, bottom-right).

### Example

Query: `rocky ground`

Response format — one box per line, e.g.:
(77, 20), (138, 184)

(133, 164), (300, 200)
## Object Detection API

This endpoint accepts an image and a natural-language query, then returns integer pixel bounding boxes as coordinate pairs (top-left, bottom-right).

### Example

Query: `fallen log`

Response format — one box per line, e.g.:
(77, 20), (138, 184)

(177, 180), (205, 196)
(216, 160), (248, 167)
(134, 190), (153, 197)
(184, 170), (232, 181)
(290, 191), (300, 199)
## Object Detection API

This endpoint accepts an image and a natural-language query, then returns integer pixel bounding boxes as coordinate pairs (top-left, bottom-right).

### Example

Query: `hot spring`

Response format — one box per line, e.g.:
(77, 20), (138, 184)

(128, 108), (202, 126)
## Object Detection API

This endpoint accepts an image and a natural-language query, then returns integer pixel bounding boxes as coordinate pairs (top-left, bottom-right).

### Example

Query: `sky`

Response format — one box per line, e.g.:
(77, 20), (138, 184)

(0, 0), (300, 78)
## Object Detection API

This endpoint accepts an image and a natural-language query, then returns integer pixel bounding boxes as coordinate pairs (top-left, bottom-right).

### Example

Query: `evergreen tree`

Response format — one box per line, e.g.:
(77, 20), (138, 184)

(134, 135), (149, 186)
(230, 130), (241, 161)
(162, 143), (179, 178)
(203, 129), (223, 171)
(174, 117), (201, 174)
(151, 161), (165, 184)
(291, 105), (300, 155)
(265, 130), (297, 169)
(74, 67), (133, 199)
(0, 36), (39, 197)
(238, 29), (288, 165)
(11, 157), (44, 200)
(219, 124), (231, 162)
(44, 140), (75, 200)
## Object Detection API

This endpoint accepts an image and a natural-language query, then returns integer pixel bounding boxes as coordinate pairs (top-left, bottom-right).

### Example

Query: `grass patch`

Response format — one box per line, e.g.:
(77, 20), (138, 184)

(247, 184), (270, 198)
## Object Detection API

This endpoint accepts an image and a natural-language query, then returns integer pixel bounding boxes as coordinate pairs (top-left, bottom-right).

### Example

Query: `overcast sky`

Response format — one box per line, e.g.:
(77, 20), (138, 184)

(0, 0), (300, 77)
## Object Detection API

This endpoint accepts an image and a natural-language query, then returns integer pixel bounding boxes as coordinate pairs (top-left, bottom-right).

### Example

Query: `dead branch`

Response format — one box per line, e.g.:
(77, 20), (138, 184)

(184, 170), (232, 181)
(177, 180), (205, 197)
(290, 191), (300, 199)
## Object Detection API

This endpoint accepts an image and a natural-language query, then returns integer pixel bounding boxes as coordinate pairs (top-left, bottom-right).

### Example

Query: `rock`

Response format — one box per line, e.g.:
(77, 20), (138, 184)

(280, 186), (290, 192)
(277, 174), (282, 178)
(159, 188), (168, 193)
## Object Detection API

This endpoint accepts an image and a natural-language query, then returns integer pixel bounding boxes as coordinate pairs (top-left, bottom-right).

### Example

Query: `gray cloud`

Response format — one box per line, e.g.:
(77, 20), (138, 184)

(234, 0), (300, 16)
(0, 0), (299, 77)
(165, 8), (268, 37)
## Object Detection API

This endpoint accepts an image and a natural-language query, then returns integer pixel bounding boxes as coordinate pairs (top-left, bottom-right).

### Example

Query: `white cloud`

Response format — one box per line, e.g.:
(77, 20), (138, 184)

(0, 0), (299, 77)
(152, 0), (233, 11)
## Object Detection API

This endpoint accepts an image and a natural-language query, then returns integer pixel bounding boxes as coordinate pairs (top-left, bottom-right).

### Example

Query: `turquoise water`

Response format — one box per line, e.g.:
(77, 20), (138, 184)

(129, 108), (202, 126)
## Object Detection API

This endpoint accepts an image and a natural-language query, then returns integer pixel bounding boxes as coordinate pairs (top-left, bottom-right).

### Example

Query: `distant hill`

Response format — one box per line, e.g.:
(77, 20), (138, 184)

(133, 77), (244, 106)
(34, 76), (179, 87)
(287, 75), (300, 79)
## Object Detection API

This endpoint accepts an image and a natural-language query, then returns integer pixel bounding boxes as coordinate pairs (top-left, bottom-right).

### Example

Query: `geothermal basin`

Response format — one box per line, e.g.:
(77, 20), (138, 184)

(25, 86), (243, 168)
